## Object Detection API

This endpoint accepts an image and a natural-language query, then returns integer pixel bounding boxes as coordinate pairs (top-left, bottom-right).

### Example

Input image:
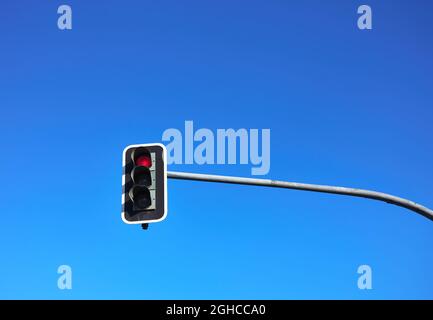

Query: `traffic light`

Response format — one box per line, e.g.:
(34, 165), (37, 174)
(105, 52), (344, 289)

(122, 143), (167, 227)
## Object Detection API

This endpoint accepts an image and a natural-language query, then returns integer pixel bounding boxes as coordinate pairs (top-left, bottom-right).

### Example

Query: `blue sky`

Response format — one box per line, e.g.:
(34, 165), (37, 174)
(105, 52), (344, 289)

(1, 0), (433, 299)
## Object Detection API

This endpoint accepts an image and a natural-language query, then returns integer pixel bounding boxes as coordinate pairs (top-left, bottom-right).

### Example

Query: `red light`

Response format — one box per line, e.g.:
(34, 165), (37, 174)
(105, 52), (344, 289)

(136, 155), (152, 168)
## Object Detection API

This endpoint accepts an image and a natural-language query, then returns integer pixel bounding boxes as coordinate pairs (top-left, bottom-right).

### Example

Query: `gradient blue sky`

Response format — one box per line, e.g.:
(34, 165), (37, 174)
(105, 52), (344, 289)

(1, 0), (433, 299)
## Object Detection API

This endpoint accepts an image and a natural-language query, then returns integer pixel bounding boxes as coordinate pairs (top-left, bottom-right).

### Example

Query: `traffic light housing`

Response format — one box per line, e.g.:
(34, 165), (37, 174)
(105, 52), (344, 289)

(122, 143), (167, 226)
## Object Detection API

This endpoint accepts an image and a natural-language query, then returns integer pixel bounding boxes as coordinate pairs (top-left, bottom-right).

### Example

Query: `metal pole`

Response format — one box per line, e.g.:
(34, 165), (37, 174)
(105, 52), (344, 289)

(167, 171), (433, 222)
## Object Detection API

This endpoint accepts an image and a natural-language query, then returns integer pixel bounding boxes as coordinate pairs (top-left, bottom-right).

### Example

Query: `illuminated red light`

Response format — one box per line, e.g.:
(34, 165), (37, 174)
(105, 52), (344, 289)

(136, 155), (152, 168)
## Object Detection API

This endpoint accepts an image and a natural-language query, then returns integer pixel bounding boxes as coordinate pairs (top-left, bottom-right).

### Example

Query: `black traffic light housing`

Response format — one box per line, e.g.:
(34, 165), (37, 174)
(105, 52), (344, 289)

(122, 144), (167, 226)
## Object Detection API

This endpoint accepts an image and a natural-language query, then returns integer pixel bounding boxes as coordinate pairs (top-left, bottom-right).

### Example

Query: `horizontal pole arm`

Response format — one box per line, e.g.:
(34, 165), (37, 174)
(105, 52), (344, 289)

(167, 171), (433, 222)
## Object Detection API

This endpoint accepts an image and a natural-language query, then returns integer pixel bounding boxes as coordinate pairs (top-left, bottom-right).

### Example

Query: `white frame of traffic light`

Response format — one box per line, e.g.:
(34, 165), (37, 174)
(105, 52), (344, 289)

(122, 144), (433, 228)
(122, 143), (168, 225)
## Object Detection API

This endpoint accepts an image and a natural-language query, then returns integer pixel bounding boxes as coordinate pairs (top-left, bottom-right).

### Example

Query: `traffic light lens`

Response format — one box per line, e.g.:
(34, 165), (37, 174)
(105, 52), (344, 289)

(131, 166), (152, 186)
(135, 192), (152, 209)
(136, 155), (152, 168)
(129, 186), (152, 210)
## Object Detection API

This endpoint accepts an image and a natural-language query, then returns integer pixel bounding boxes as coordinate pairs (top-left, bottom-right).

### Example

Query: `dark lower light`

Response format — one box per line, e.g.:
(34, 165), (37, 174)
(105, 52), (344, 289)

(129, 186), (151, 210)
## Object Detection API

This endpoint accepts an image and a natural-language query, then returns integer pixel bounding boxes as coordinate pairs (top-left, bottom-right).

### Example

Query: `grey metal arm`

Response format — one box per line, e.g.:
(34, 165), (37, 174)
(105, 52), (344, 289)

(167, 171), (433, 222)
